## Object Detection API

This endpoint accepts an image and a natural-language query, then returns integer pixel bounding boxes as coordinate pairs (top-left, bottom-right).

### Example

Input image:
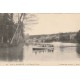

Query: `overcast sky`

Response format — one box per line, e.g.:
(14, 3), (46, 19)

(25, 14), (80, 35)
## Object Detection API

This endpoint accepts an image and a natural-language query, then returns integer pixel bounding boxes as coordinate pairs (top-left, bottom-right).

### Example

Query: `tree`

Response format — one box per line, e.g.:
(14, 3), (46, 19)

(59, 33), (70, 42)
(0, 13), (37, 45)
(10, 13), (38, 44)
(75, 30), (80, 43)
(0, 13), (14, 43)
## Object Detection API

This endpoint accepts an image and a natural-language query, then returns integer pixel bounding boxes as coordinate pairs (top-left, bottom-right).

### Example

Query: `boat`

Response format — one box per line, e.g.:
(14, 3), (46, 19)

(32, 43), (54, 51)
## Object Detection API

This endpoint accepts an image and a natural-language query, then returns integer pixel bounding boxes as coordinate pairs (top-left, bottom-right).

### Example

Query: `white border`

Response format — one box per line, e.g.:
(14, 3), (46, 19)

(0, 0), (80, 13)
(0, 66), (80, 80)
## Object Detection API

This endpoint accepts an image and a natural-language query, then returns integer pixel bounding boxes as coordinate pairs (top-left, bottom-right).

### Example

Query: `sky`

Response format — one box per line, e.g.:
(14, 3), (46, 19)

(24, 13), (80, 35)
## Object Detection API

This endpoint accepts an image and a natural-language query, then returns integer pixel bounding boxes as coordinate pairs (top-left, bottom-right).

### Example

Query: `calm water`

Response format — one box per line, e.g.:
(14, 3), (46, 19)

(0, 42), (80, 62)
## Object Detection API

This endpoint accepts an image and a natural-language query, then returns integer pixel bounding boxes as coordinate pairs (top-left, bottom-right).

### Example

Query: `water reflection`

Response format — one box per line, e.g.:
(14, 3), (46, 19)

(0, 42), (80, 62)
(59, 45), (65, 53)
(76, 44), (80, 58)
(32, 48), (54, 54)
(23, 42), (80, 61)
(0, 44), (23, 61)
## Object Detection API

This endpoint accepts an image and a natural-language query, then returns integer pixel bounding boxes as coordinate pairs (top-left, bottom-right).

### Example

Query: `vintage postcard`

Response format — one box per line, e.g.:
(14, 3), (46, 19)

(0, 13), (80, 66)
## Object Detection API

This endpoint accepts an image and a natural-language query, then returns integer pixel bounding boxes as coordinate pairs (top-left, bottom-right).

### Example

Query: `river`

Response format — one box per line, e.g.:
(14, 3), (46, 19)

(0, 42), (80, 62)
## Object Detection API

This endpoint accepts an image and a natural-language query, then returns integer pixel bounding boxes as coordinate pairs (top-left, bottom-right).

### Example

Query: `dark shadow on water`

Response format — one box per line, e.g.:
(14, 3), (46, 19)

(76, 44), (80, 58)
(0, 44), (24, 62)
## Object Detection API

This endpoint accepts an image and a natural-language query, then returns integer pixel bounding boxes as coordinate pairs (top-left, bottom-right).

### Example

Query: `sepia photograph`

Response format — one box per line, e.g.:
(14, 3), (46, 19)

(1, 0), (80, 80)
(0, 13), (80, 65)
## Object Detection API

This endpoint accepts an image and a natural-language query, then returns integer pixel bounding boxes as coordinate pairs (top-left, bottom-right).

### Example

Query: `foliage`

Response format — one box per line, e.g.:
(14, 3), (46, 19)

(0, 13), (14, 43)
(75, 30), (80, 43)
(59, 33), (70, 42)
(0, 13), (37, 45)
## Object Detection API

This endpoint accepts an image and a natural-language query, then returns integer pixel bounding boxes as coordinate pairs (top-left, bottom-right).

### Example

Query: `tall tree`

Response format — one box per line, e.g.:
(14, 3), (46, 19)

(0, 13), (14, 43)
(0, 13), (37, 45)
(10, 13), (38, 44)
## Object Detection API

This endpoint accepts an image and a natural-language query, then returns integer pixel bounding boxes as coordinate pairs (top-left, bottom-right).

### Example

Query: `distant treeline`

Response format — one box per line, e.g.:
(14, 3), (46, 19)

(28, 31), (80, 43)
